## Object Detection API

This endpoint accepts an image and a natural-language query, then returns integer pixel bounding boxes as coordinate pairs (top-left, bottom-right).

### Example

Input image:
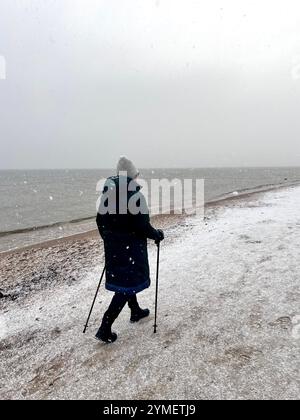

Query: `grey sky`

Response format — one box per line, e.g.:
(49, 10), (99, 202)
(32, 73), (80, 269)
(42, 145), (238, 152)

(0, 0), (300, 169)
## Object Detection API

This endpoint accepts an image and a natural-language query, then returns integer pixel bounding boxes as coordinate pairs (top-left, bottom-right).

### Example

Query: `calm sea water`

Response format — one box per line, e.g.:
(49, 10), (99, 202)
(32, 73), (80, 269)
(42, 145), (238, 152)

(0, 167), (300, 252)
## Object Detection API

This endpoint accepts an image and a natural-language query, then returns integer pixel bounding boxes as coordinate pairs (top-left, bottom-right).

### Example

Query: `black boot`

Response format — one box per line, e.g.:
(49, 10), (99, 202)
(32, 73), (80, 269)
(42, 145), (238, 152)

(130, 307), (150, 323)
(128, 294), (150, 323)
(95, 325), (117, 343)
(95, 312), (118, 343)
(95, 293), (129, 343)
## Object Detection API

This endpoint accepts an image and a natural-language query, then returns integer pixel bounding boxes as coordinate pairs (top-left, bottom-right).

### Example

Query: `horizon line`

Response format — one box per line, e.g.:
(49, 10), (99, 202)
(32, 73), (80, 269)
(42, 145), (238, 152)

(0, 165), (300, 171)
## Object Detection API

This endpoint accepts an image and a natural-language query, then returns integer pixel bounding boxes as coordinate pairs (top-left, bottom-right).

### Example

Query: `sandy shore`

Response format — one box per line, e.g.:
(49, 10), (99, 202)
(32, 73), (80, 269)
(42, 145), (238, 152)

(0, 185), (300, 400)
(0, 213), (187, 305)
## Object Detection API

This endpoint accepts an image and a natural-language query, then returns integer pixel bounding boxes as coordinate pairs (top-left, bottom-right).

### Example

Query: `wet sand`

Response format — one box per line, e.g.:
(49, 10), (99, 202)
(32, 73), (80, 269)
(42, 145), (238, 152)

(0, 213), (187, 303)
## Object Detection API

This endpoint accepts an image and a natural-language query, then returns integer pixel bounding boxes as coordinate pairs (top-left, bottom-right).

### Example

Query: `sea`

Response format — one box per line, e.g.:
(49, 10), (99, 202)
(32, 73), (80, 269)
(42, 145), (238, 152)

(0, 167), (300, 253)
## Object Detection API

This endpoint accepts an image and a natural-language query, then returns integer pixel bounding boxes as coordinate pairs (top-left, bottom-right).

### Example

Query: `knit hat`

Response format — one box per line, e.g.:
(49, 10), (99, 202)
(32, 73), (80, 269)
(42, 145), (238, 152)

(117, 156), (139, 179)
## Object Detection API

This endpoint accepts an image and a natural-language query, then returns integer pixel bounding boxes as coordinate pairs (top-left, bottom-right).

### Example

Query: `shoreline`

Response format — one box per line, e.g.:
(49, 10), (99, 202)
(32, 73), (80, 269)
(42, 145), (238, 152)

(1, 181), (299, 305)
(1, 182), (299, 399)
(1, 179), (299, 257)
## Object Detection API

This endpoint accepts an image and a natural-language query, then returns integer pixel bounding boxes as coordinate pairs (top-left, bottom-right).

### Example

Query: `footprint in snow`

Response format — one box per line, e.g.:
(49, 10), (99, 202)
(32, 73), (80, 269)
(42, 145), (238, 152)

(269, 316), (292, 330)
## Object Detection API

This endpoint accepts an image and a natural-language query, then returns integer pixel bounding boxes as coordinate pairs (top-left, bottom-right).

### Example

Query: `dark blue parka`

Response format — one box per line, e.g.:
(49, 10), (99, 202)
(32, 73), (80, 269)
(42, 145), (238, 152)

(96, 176), (160, 295)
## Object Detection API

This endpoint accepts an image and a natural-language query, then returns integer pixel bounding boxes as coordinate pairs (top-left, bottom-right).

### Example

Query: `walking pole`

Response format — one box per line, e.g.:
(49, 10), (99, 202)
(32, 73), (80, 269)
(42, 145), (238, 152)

(153, 242), (160, 334)
(83, 265), (106, 334)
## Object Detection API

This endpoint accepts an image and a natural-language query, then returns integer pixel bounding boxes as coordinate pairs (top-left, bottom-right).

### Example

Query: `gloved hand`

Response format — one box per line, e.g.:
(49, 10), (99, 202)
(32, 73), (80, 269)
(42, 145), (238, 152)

(155, 229), (164, 245)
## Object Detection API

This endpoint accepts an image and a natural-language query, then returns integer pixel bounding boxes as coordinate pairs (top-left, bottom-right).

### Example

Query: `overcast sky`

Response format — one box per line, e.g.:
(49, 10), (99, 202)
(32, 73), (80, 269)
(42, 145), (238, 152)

(0, 0), (300, 169)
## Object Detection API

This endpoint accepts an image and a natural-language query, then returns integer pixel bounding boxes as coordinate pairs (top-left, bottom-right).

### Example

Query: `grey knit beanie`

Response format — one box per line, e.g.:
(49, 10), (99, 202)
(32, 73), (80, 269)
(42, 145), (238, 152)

(117, 156), (139, 179)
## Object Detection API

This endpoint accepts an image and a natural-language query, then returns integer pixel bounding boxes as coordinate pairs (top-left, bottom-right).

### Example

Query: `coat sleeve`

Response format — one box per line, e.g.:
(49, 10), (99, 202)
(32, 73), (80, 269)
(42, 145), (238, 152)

(132, 212), (160, 240)
(130, 193), (160, 241)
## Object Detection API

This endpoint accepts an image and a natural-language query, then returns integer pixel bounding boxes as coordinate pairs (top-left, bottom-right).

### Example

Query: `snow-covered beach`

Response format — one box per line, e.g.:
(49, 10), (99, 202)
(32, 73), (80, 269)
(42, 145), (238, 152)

(0, 185), (300, 400)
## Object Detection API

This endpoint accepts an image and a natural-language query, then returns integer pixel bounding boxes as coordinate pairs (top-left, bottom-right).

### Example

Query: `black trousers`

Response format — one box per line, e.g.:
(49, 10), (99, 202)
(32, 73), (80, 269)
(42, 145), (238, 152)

(101, 293), (140, 328)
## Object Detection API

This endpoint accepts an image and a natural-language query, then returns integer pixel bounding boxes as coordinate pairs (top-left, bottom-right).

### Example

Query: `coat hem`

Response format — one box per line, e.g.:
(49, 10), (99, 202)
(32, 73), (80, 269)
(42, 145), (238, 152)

(105, 280), (150, 295)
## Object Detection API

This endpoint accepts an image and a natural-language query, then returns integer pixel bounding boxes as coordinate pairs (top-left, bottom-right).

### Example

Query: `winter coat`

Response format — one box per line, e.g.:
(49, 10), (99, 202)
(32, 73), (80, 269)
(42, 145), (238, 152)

(96, 175), (160, 295)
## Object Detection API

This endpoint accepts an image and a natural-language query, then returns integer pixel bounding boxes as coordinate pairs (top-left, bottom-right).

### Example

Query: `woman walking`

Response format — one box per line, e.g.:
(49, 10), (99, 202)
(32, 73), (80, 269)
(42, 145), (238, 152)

(96, 156), (164, 343)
